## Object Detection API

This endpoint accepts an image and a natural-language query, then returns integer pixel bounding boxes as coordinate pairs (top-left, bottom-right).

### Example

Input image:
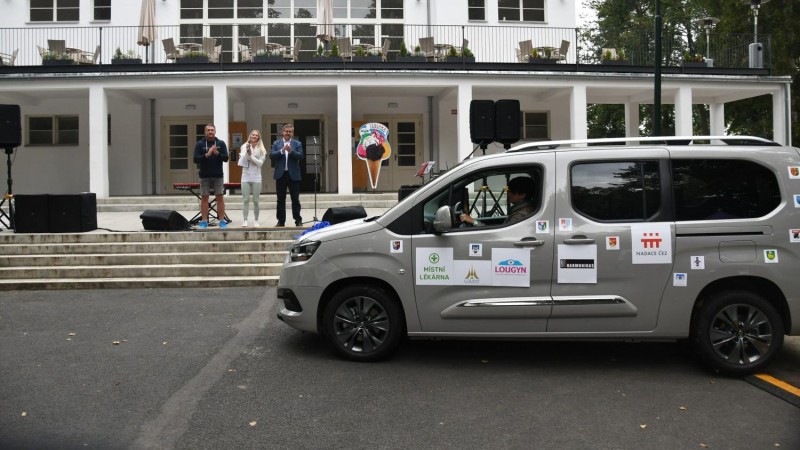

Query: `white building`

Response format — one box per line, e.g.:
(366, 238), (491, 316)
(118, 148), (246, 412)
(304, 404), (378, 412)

(0, 1), (791, 198)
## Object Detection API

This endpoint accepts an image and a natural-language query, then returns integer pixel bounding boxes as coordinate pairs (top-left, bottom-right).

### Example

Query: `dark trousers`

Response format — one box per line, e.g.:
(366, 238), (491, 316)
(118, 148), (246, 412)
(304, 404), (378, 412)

(276, 172), (301, 224)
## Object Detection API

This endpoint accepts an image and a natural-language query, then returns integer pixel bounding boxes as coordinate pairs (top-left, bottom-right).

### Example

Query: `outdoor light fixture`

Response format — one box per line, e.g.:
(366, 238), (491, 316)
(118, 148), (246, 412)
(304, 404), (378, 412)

(288, 102), (298, 108)
(692, 17), (720, 61)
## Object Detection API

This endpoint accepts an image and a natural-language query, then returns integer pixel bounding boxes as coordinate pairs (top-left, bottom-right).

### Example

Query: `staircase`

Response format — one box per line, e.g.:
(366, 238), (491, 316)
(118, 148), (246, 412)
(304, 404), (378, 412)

(0, 193), (399, 290)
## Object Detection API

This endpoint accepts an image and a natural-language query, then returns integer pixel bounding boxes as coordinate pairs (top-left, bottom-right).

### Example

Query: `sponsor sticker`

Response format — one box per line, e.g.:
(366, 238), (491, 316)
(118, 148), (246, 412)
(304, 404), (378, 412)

(606, 236), (620, 250)
(415, 247), (454, 285)
(673, 273), (688, 287)
(690, 256), (705, 270)
(469, 243), (483, 257)
(491, 248), (530, 287)
(631, 223), (673, 264)
(535, 220), (550, 234)
(794, 194), (800, 208)
(390, 240), (403, 253)
(558, 218), (573, 232)
(454, 260), (492, 286)
(557, 244), (598, 284)
(791, 229), (800, 243)
(789, 166), (800, 179)
(763, 249), (779, 264)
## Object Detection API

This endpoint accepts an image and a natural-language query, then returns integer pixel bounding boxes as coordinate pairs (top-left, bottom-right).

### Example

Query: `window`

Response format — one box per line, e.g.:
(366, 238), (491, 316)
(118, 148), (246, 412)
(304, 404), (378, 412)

(421, 167), (542, 232)
(498, 0), (545, 22)
(672, 159), (781, 221)
(94, 0), (111, 21)
(381, 0), (403, 19)
(208, 0), (233, 19)
(180, 0), (204, 19)
(27, 116), (79, 146)
(238, 0), (263, 18)
(571, 161), (661, 221)
(523, 112), (548, 140)
(30, 0), (79, 22)
(468, 0), (486, 21)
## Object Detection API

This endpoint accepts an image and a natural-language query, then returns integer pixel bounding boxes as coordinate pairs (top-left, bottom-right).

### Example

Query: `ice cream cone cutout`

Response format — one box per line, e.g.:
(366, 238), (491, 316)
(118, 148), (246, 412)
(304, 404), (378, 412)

(356, 123), (391, 189)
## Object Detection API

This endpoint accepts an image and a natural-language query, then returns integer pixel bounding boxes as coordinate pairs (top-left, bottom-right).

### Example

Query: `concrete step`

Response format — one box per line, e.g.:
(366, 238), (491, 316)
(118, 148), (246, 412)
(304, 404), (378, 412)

(1, 240), (294, 255)
(98, 199), (395, 212)
(0, 251), (287, 267)
(0, 275), (280, 290)
(0, 263), (283, 279)
(0, 229), (299, 244)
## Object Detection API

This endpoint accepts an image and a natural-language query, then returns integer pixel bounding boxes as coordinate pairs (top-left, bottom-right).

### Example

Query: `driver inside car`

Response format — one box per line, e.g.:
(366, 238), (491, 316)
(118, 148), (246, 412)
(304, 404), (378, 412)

(459, 176), (536, 226)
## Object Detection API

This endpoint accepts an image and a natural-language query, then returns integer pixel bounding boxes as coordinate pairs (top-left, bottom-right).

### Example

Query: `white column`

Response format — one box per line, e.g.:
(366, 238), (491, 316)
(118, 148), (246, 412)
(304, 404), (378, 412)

(88, 85), (109, 198)
(624, 102), (640, 138)
(569, 84), (587, 140)
(772, 89), (786, 145)
(337, 83), (353, 194)
(456, 83), (473, 161)
(674, 87), (693, 137)
(213, 84), (230, 182)
(709, 103), (725, 137)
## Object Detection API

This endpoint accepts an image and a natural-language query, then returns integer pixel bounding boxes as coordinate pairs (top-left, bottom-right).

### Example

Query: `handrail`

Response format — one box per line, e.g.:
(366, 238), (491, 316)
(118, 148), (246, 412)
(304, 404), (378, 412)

(506, 136), (779, 152)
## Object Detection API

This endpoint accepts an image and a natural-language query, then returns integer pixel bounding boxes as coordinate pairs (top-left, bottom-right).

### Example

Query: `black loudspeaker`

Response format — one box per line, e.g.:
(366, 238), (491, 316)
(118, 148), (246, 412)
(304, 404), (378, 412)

(14, 194), (49, 233)
(469, 100), (495, 145)
(48, 193), (97, 233)
(322, 206), (367, 225)
(495, 99), (521, 145)
(140, 210), (190, 231)
(0, 104), (22, 149)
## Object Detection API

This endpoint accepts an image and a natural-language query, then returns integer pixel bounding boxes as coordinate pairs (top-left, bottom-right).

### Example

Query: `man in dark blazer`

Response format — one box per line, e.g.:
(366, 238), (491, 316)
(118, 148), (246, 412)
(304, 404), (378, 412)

(269, 123), (304, 226)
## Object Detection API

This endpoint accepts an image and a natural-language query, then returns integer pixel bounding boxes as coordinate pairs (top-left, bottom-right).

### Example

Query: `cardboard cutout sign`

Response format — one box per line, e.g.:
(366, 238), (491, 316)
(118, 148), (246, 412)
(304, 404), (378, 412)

(356, 123), (392, 189)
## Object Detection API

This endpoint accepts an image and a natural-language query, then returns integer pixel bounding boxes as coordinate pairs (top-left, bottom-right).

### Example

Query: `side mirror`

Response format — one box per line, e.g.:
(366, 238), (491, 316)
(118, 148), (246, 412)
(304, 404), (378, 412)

(433, 205), (453, 233)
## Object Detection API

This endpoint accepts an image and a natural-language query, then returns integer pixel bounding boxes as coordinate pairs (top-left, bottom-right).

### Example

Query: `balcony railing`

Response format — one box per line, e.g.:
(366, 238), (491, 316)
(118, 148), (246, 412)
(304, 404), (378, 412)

(0, 23), (770, 70)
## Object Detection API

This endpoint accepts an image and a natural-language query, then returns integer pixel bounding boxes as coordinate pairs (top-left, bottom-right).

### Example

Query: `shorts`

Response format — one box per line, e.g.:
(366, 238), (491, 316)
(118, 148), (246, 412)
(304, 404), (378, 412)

(200, 177), (224, 196)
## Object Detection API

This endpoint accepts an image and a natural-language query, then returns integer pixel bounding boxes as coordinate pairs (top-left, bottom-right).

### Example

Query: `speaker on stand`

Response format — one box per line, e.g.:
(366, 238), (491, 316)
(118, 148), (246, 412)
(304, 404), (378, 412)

(495, 99), (521, 150)
(469, 100), (495, 153)
(0, 104), (21, 230)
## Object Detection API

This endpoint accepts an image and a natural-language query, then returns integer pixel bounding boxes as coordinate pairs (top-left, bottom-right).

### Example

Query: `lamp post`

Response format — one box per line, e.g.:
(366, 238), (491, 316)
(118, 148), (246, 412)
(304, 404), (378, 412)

(743, 0), (769, 68)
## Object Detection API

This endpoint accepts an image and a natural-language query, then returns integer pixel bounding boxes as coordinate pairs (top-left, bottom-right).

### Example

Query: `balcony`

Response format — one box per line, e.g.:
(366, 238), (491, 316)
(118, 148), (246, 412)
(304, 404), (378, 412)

(0, 23), (772, 76)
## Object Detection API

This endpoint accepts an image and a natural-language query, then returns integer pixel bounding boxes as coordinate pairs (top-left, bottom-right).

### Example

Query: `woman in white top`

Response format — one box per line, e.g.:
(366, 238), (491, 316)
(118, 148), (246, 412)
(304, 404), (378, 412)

(238, 129), (267, 227)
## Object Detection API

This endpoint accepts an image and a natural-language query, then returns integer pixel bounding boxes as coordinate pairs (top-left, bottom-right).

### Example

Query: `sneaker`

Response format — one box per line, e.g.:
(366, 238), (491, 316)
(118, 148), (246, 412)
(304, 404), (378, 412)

(242, 220), (248, 227)
(276, 222), (285, 227)
(198, 221), (208, 229)
(254, 221), (260, 227)
(218, 220), (228, 229)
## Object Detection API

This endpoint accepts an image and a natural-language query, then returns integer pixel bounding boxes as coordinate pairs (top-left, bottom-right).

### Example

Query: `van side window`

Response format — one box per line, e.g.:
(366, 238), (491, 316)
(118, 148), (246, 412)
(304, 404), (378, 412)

(571, 161), (661, 221)
(672, 159), (781, 221)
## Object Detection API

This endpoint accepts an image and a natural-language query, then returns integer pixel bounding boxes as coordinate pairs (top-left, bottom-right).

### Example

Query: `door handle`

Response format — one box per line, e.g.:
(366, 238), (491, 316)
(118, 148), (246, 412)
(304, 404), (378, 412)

(514, 237), (545, 247)
(564, 235), (596, 245)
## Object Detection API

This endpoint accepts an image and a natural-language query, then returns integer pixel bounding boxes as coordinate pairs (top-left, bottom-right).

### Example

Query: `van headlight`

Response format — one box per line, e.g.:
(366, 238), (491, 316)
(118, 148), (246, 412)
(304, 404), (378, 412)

(289, 240), (321, 262)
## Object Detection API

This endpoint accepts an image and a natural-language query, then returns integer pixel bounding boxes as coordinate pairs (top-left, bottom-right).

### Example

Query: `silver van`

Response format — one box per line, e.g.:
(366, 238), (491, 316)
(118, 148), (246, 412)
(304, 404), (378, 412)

(276, 136), (800, 375)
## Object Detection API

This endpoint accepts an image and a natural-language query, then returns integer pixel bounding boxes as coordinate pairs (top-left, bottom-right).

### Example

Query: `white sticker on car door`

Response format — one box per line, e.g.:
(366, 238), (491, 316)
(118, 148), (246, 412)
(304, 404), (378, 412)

(557, 244), (597, 284)
(631, 223), (673, 264)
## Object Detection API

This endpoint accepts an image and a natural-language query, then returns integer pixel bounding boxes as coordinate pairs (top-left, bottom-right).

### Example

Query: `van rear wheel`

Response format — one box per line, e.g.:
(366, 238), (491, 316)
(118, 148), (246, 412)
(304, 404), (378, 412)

(691, 290), (783, 376)
(322, 285), (403, 361)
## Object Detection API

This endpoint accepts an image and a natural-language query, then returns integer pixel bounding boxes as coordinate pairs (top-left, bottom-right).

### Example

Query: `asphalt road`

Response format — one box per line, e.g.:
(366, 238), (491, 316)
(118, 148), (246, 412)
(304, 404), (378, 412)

(1, 287), (798, 449)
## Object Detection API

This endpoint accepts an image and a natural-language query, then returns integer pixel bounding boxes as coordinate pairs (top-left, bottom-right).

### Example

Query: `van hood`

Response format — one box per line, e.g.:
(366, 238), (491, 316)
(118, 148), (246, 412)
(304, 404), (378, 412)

(294, 217), (383, 243)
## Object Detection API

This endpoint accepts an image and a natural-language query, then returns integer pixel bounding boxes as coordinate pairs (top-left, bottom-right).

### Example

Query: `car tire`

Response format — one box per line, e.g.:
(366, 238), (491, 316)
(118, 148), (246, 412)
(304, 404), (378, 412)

(322, 285), (404, 362)
(691, 290), (784, 376)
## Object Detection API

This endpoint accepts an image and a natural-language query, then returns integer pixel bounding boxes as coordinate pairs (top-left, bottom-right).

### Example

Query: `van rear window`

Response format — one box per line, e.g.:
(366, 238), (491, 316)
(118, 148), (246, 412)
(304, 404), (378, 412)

(571, 161), (661, 221)
(672, 159), (781, 221)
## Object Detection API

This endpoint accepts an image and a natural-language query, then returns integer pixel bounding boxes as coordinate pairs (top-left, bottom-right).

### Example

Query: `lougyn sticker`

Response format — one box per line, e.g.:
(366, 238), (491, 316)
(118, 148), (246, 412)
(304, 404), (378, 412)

(415, 247), (454, 285)
(631, 223), (673, 264)
(356, 123), (392, 189)
(491, 248), (531, 287)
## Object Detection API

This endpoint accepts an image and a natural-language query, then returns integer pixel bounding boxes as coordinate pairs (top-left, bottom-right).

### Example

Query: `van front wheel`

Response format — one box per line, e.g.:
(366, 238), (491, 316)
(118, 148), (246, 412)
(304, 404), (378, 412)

(691, 290), (783, 376)
(322, 285), (403, 361)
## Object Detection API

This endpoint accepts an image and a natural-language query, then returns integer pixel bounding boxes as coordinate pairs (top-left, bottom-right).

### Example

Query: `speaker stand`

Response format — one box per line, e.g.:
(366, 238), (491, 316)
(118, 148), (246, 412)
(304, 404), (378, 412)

(0, 148), (15, 230)
(303, 139), (321, 225)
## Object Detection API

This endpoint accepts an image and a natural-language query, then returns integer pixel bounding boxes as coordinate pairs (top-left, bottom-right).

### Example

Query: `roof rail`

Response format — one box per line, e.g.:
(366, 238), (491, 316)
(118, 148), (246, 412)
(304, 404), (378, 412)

(506, 135), (779, 152)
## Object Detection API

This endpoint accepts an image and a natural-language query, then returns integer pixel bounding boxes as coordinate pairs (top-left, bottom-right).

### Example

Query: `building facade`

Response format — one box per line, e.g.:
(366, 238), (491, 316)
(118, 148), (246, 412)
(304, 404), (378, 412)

(0, 0), (791, 198)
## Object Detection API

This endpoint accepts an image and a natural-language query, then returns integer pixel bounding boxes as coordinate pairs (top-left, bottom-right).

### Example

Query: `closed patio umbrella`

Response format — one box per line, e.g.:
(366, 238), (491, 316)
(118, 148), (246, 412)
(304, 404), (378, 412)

(315, 0), (335, 45)
(137, 0), (157, 63)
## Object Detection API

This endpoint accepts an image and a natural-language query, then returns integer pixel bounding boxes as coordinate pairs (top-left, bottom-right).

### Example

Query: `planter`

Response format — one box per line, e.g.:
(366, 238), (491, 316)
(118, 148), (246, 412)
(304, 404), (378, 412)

(395, 56), (426, 63)
(42, 59), (75, 66)
(443, 56), (476, 63)
(252, 55), (284, 63)
(352, 55), (382, 62)
(111, 58), (142, 65)
(177, 56), (209, 64)
(681, 61), (706, 68)
(602, 60), (631, 65)
(528, 58), (556, 64)
(312, 56), (344, 62)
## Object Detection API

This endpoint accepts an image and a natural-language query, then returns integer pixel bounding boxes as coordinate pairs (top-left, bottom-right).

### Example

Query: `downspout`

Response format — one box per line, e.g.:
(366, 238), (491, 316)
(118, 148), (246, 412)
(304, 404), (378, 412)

(428, 96), (434, 164)
(426, 0), (432, 36)
(150, 99), (156, 194)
